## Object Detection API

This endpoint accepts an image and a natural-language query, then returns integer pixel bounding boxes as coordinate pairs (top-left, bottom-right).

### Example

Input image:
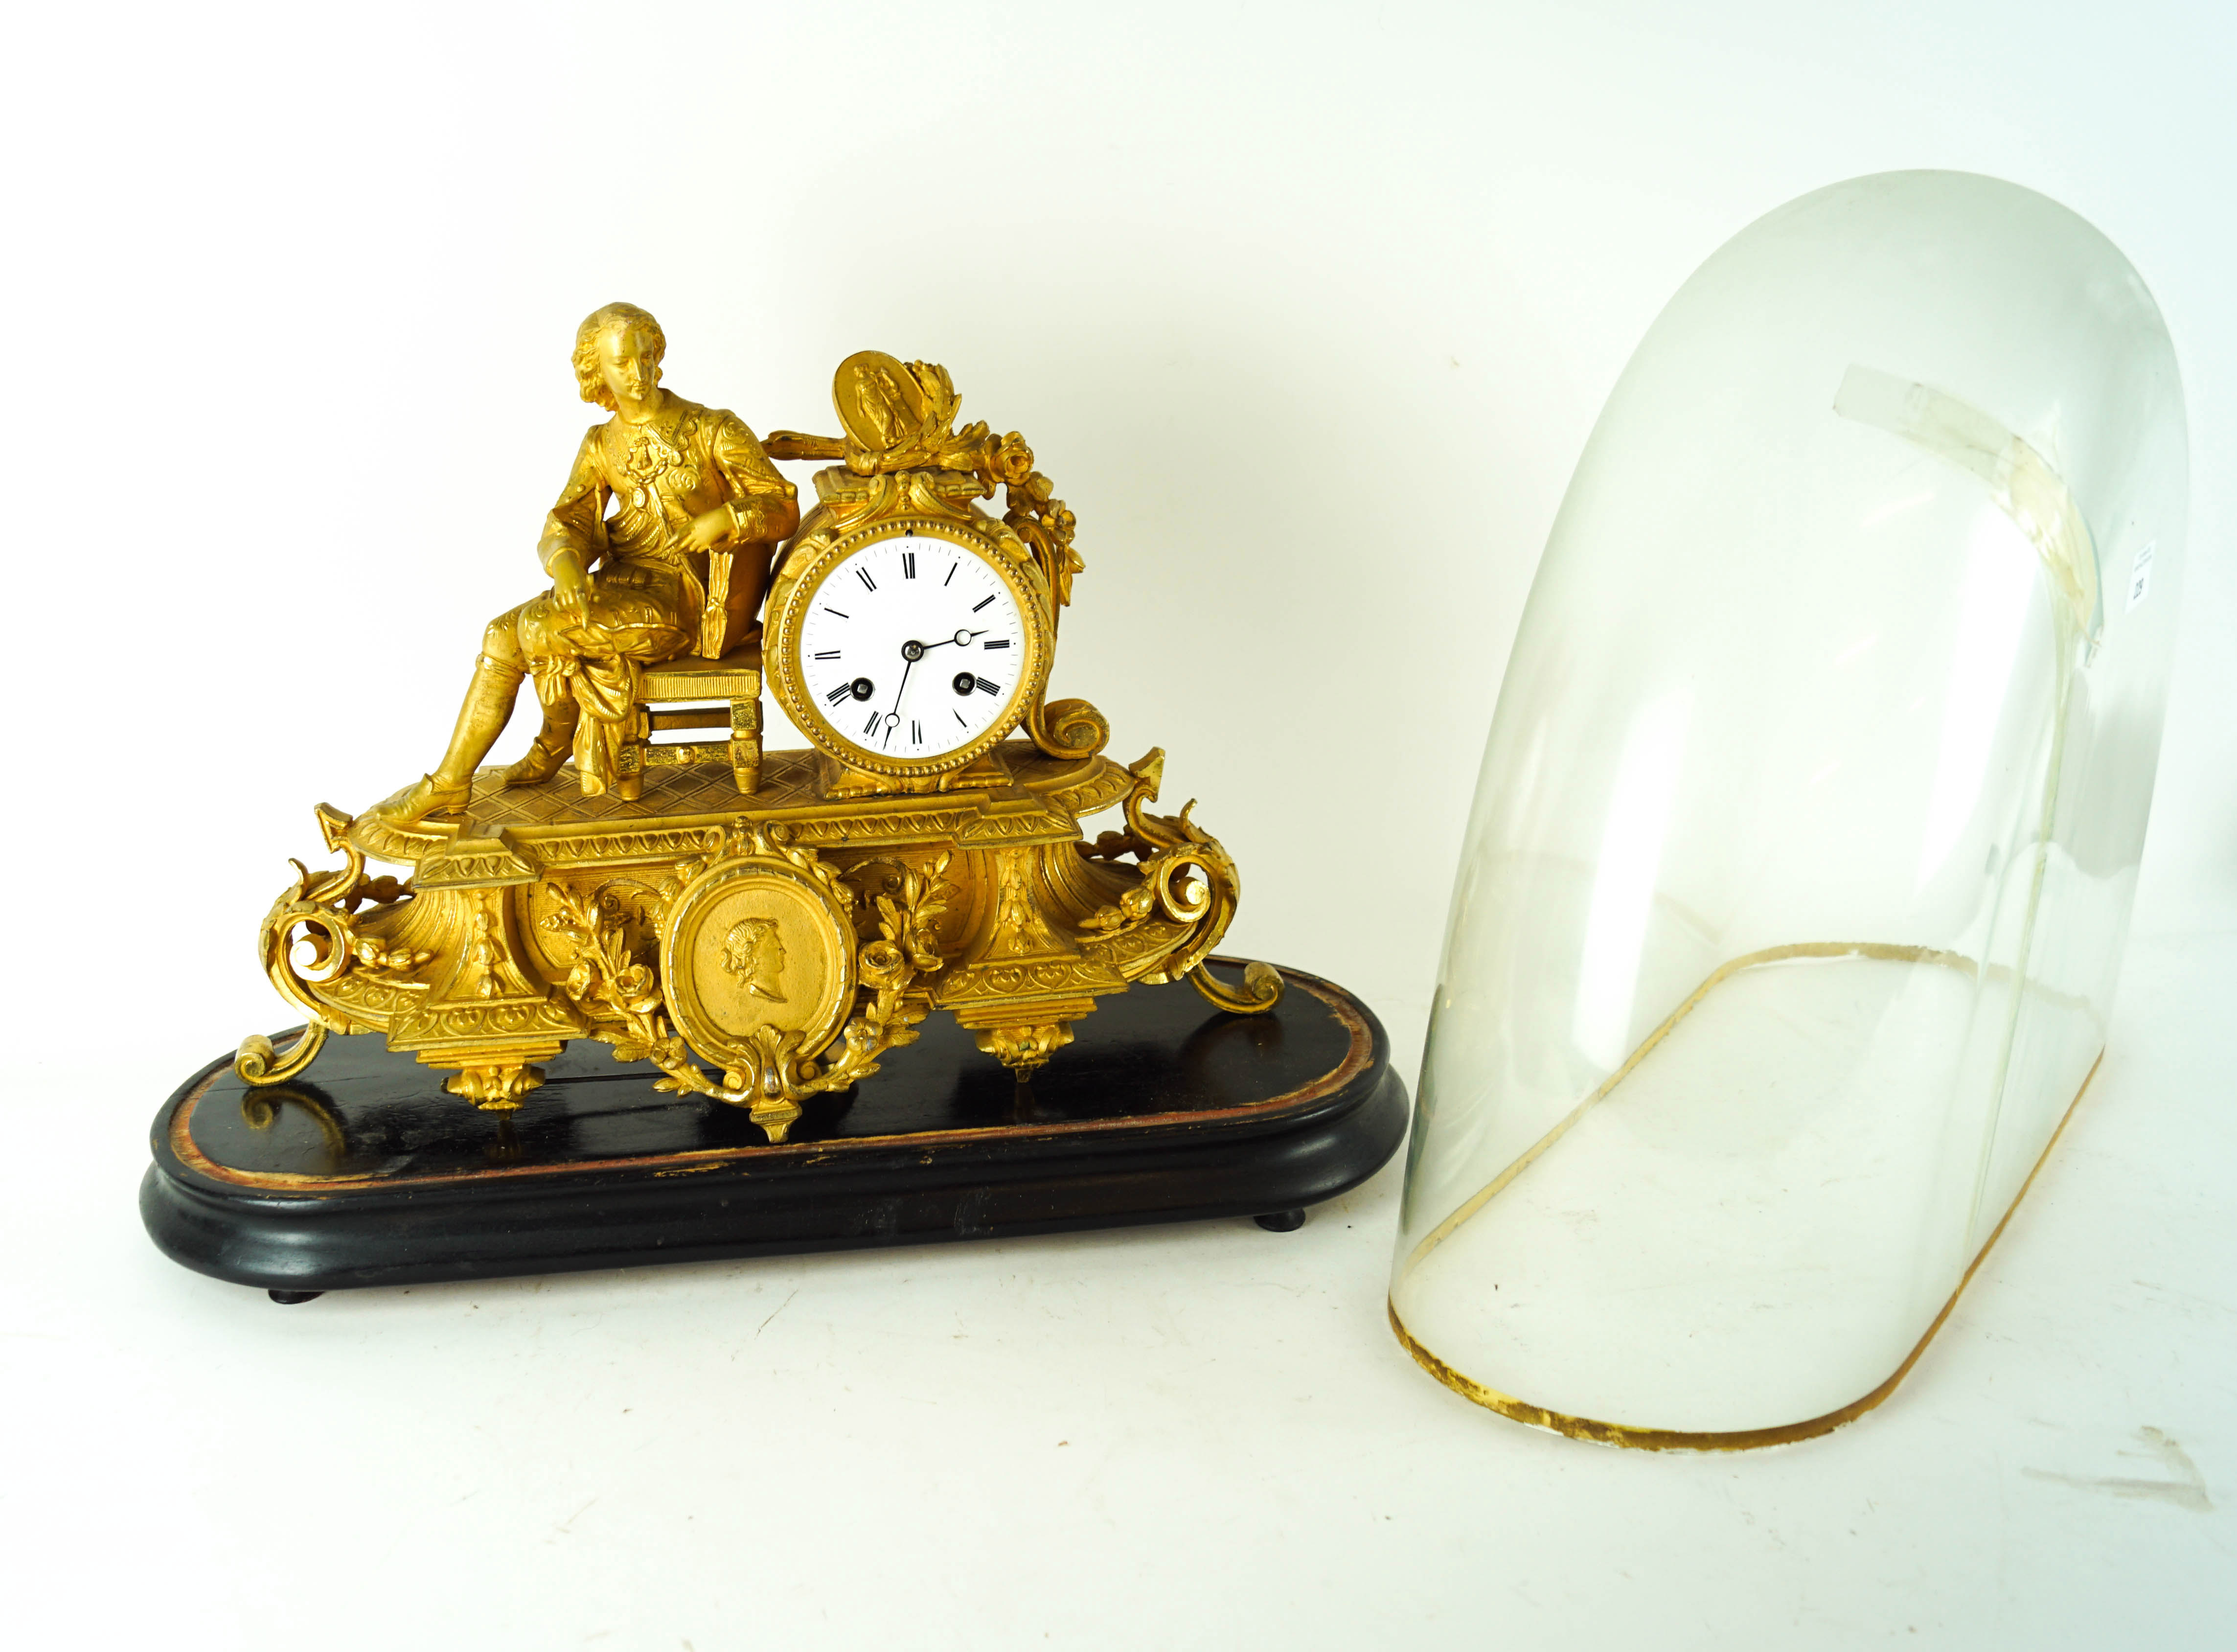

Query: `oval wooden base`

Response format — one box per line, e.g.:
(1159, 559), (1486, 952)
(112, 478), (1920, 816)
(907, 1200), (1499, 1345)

(141, 962), (1406, 1297)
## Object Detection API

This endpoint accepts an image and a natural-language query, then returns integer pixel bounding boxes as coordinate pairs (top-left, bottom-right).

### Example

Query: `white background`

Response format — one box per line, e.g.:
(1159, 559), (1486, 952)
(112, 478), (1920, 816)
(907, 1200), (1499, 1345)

(3, 3), (2233, 1647)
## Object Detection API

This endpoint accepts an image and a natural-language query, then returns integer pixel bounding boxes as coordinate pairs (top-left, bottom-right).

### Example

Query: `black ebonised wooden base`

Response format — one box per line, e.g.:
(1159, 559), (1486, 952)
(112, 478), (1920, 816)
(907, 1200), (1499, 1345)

(141, 962), (1406, 1299)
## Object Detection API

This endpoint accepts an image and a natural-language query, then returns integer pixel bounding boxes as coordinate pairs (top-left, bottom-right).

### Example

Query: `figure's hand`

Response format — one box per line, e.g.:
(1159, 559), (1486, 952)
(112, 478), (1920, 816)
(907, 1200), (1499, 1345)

(549, 553), (592, 628)
(683, 505), (736, 552)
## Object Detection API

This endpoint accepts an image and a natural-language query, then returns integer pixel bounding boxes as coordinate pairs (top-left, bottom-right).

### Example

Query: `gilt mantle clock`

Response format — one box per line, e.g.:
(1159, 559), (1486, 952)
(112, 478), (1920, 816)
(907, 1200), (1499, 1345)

(140, 320), (1404, 1300)
(239, 347), (1280, 1144)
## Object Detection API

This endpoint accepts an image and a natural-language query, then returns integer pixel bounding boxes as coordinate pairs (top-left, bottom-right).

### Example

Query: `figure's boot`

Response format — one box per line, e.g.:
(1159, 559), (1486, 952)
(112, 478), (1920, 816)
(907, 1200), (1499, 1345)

(500, 701), (579, 787)
(369, 655), (522, 826)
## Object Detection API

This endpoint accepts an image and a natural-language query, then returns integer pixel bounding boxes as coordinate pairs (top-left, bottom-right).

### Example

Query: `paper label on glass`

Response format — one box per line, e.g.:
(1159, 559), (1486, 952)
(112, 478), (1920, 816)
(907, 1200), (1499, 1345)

(2127, 540), (2156, 611)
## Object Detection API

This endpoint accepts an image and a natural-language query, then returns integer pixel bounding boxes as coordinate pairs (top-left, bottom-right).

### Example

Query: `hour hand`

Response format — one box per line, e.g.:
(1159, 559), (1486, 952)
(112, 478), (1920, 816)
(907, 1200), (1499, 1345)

(922, 628), (987, 651)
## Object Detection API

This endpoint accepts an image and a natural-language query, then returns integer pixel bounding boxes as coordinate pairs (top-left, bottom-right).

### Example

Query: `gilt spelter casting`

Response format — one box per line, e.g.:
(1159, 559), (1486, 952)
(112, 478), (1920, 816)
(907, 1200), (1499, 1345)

(372, 302), (800, 823)
(238, 305), (1277, 1142)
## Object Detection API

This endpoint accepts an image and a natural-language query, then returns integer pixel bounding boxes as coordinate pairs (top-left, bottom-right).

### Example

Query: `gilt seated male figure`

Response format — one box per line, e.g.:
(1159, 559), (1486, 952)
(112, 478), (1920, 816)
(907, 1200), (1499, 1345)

(372, 302), (799, 827)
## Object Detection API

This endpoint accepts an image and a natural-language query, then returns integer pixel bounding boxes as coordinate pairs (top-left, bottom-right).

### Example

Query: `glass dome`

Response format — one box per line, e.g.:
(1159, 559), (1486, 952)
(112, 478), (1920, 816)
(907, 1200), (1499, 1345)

(1389, 172), (2187, 1447)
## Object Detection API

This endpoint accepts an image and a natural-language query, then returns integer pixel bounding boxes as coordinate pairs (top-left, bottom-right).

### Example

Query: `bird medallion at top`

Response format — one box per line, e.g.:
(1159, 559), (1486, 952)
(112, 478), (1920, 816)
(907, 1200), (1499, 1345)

(240, 307), (1279, 1142)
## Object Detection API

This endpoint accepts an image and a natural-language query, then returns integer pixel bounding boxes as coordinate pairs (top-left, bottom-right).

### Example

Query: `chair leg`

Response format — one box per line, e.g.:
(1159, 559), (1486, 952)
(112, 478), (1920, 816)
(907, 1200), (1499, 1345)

(613, 710), (646, 802)
(730, 696), (762, 795)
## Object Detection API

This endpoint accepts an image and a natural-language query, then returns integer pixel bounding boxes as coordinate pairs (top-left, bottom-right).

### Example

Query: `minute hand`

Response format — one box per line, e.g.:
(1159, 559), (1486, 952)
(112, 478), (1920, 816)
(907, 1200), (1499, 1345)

(920, 628), (988, 651)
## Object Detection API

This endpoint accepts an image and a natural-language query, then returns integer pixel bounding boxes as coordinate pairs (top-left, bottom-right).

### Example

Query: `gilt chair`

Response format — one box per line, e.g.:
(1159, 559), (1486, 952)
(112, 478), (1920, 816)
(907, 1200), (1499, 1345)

(611, 543), (767, 800)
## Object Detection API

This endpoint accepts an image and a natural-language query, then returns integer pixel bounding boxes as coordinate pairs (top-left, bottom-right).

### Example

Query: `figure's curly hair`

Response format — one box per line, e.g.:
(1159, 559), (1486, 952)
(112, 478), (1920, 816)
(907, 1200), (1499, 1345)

(571, 302), (666, 410)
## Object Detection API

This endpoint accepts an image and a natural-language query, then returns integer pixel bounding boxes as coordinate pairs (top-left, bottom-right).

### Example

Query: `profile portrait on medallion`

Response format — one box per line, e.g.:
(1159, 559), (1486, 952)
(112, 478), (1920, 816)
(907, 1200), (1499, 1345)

(720, 916), (788, 1003)
(661, 857), (856, 1071)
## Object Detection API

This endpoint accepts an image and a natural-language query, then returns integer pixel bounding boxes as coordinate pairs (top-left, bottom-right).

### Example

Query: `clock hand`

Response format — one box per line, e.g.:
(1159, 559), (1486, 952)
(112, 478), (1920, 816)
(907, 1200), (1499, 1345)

(883, 628), (985, 735)
(887, 652), (916, 723)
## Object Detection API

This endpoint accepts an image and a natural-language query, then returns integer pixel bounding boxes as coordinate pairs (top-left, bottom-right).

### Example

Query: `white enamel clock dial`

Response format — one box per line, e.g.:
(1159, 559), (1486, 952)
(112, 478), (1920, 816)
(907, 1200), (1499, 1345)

(796, 529), (1030, 762)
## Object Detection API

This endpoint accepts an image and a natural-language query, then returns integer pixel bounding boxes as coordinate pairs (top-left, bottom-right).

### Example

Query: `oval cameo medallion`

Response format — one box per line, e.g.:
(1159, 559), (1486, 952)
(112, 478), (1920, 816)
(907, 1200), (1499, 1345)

(660, 854), (857, 1074)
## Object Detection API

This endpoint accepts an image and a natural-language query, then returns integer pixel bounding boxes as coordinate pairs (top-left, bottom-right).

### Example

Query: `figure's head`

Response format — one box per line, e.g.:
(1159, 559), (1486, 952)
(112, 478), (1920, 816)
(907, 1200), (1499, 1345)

(719, 916), (788, 1003)
(572, 302), (667, 412)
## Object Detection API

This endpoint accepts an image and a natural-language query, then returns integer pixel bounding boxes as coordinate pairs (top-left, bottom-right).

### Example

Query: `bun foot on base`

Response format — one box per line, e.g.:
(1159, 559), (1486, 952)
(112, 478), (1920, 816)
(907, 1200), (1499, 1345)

(969, 1017), (1081, 1076)
(267, 1289), (324, 1305)
(1254, 1209), (1307, 1233)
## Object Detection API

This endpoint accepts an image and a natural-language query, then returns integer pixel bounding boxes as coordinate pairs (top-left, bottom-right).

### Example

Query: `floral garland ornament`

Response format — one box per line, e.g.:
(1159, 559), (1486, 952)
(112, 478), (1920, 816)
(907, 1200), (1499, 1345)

(541, 826), (951, 1143)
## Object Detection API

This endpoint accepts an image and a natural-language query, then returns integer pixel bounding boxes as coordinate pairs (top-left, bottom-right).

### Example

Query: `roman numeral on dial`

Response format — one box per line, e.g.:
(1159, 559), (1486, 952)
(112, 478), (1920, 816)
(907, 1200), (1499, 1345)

(902, 551), (916, 578)
(974, 676), (999, 695)
(983, 639), (1010, 650)
(855, 568), (877, 592)
(824, 683), (851, 705)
